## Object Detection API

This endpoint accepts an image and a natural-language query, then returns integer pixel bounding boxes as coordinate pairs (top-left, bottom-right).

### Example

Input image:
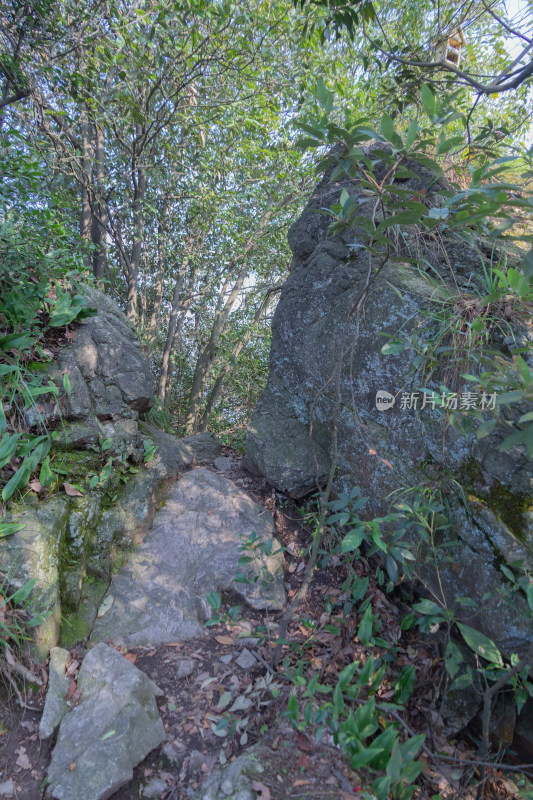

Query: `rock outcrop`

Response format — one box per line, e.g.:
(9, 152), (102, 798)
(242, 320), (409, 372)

(91, 467), (286, 647)
(246, 149), (533, 659)
(0, 288), (221, 658)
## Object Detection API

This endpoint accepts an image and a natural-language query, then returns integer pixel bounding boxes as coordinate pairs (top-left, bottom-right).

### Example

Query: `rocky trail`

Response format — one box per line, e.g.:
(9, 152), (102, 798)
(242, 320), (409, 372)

(2, 449), (530, 800)
(0, 276), (530, 800)
(0, 452), (364, 800)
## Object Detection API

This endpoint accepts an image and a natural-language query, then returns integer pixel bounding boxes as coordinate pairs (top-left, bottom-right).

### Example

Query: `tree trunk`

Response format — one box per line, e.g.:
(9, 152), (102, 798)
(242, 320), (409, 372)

(146, 198), (170, 351)
(184, 265), (248, 434)
(79, 107), (92, 268)
(157, 227), (201, 402)
(92, 122), (107, 282)
(198, 285), (280, 431)
(126, 124), (146, 325)
(163, 306), (189, 406)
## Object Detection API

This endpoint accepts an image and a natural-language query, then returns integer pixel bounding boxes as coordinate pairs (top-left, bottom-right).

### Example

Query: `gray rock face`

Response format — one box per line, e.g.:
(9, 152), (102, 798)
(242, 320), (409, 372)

(46, 643), (165, 800)
(49, 286), (154, 429)
(140, 423), (221, 472)
(214, 456), (232, 472)
(91, 468), (286, 647)
(246, 150), (533, 658)
(40, 647), (71, 739)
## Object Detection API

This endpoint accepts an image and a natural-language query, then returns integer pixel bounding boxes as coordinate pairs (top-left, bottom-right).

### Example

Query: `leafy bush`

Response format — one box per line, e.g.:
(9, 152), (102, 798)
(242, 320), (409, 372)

(0, 133), (95, 510)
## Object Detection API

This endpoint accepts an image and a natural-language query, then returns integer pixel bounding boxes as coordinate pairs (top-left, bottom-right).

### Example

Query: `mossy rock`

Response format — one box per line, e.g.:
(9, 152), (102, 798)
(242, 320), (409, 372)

(60, 580), (108, 647)
(0, 497), (70, 661)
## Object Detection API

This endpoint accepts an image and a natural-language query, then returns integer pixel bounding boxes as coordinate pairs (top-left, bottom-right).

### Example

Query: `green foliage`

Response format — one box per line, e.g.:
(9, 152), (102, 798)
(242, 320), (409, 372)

(287, 647), (424, 800)
(0, 573), (43, 654)
(0, 139), (96, 504)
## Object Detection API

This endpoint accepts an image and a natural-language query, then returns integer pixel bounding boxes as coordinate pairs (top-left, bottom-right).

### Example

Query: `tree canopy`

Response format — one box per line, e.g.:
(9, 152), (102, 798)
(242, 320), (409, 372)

(1, 0), (532, 432)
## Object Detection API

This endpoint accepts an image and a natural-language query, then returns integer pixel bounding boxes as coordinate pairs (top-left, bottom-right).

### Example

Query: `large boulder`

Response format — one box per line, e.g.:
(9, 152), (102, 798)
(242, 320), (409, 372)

(45, 643), (165, 800)
(50, 286), (154, 427)
(91, 468), (286, 647)
(246, 149), (533, 658)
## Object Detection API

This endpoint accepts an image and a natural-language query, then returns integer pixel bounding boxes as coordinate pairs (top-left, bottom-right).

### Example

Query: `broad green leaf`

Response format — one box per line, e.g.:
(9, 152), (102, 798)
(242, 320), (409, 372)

(427, 206), (449, 219)
(444, 639), (463, 678)
(39, 455), (54, 487)
(377, 210), (424, 231)
(2, 464), (30, 501)
(0, 522), (24, 538)
(63, 372), (72, 396)
(449, 670), (474, 691)
(420, 84), (435, 118)
(437, 135), (464, 155)
(341, 527), (364, 552)
(456, 622), (503, 666)
(380, 113), (394, 142)
(405, 119), (418, 148)
(11, 578), (36, 604)
(381, 342), (405, 355)
(357, 605), (373, 644)
(350, 746), (385, 770)
(0, 332), (34, 352)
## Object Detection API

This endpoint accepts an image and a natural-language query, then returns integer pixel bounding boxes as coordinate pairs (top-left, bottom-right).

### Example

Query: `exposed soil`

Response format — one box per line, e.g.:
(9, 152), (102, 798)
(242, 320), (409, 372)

(0, 450), (530, 800)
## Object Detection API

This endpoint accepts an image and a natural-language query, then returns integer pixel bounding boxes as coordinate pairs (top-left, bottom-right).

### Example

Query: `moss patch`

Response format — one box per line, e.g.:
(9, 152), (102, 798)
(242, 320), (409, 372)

(27, 360), (51, 373)
(458, 458), (532, 542)
(50, 448), (102, 486)
(60, 579), (108, 647)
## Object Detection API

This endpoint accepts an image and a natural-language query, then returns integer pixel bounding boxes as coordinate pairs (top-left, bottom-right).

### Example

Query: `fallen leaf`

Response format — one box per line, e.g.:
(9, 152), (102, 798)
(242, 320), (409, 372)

(66, 678), (77, 700)
(296, 732), (312, 752)
(63, 482), (84, 497)
(380, 459), (394, 470)
(16, 748), (31, 770)
(29, 479), (43, 493)
(125, 653), (137, 664)
(252, 780), (271, 800)
(66, 660), (79, 676)
(69, 762), (76, 771)
(215, 635), (233, 646)
(368, 447), (377, 455)
(298, 753), (310, 769)
(293, 779), (313, 786)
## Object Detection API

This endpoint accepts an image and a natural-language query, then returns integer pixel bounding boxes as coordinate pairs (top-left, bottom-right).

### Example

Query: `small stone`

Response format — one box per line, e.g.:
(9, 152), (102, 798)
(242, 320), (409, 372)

(188, 750), (206, 774)
(142, 777), (168, 798)
(235, 649), (256, 670)
(0, 780), (14, 797)
(161, 742), (186, 769)
(176, 659), (196, 679)
(237, 637), (260, 648)
(219, 654), (233, 664)
(213, 457), (231, 471)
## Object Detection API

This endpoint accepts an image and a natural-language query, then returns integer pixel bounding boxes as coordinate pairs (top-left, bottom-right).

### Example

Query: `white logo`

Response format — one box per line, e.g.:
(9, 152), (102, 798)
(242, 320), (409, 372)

(375, 390), (396, 411)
